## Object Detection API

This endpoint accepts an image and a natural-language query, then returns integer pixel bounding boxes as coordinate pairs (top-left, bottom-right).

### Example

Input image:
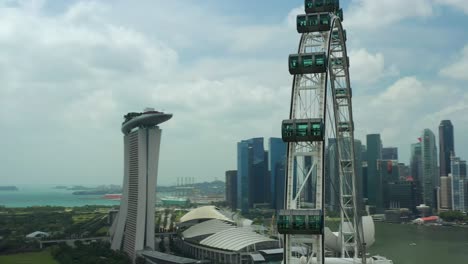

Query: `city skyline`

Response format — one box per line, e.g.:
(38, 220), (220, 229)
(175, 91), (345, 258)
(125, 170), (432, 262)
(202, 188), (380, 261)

(1, 0), (468, 186)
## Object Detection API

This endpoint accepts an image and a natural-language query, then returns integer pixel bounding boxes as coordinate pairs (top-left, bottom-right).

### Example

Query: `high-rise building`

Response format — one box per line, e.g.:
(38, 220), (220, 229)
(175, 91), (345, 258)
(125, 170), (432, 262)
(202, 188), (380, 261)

(378, 160), (399, 183)
(398, 163), (410, 180)
(410, 142), (423, 206)
(225, 170), (238, 210)
(421, 129), (438, 209)
(386, 181), (416, 212)
(382, 147), (398, 160)
(326, 138), (339, 212)
(110, 109), (172, 261)
(237, 140), (252, 213)
(378, 159), (399, 212)
(410, 143), (422, 182)
(354, 140), (364, 213)
(439, 120), (454, 177)
(451, 156), (467, 212)
(361, 145), (368, 203)
(237, 138), (268, 213)
(464, 181), (468, 213)
(268, 138), (287, 210)
(362, 162), (368, 202)
(274, 160), (286, 211)
(366, 134), (383, 213)
(439, 175), (452, 211)
(324, 138), (362, 212)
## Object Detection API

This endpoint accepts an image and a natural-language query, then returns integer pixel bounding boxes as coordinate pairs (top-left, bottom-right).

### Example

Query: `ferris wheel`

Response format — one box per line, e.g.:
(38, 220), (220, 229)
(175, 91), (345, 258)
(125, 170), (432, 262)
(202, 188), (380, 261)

(277, 1), (361, 263)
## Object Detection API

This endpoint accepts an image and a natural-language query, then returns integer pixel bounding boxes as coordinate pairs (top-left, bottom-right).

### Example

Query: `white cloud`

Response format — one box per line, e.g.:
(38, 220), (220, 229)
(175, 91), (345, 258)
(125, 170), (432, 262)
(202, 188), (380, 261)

(349, 49), (388, 85)
(440, 44), (468, 80)
(62, 89), (118, 129)
(353, 76), (468, 162)
(0, 0), (296, 185)
(0, 0), (467, 186)
(286, 5), (304, 28)
(347, 0), (433, 30)
(228, 25), (290, 53)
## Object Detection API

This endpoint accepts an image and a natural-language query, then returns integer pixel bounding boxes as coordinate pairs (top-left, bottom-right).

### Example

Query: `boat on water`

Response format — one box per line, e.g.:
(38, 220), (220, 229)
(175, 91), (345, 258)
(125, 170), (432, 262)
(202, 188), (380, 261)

(103, 194), (122, 201)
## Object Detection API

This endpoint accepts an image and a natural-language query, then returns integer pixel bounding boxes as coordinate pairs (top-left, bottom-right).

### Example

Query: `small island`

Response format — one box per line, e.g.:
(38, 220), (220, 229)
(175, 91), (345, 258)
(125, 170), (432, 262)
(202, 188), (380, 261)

(0, 186), (18, 191)
(67, 185), (93, 191)
(72, 185), (122, 195)
(53, 185), (68, 189)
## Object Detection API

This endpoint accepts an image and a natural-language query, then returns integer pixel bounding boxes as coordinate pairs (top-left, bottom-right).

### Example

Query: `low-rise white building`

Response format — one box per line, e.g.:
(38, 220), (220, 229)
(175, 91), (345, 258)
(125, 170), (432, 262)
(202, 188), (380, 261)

(26, 231), (50, 239)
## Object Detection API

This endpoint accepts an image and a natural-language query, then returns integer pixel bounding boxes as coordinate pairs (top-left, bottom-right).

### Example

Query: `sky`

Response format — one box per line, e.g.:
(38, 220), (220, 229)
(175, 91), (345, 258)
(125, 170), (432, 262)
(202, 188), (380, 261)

(0, 0), (467, 186)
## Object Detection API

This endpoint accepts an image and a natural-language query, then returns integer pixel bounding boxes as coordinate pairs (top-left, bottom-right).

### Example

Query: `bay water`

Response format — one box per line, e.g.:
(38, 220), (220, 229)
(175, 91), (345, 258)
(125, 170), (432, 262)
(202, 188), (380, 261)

(370, 222), (468, 264)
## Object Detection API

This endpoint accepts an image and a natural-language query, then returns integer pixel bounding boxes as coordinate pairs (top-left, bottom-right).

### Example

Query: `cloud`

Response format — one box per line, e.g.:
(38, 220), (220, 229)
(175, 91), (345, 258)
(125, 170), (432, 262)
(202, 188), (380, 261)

(0, 0), (297, 185)
(286, 5), (304, 28)
(440, 44), (468, 80)
(228, 25), (291, 53)
(353, 76), (468, 161)
(347, 0), (433, 30)
(0, 1), (178, 122)
(349, 49), (398, 86)
(0, 0), (467, 186)
(0, 1), (181, 184)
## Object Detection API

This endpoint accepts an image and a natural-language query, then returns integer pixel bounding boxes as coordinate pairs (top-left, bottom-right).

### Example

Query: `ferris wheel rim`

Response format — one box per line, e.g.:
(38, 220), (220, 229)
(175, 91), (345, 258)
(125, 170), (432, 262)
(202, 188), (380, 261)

(283, 12), (361, 263)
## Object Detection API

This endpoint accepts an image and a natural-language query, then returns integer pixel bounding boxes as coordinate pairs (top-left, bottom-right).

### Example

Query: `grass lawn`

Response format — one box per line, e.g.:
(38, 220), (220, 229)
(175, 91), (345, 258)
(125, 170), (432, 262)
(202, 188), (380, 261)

(0, 250), (58, 264)
(95, 226), (109, 236)
(72, 213), (96, 223)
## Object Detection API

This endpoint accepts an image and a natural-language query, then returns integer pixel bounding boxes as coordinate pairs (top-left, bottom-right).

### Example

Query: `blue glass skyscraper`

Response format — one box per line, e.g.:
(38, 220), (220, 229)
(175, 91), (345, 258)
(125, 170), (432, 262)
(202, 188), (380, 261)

(439, 120), (454, 177)
(237, 138), (268, 213)
(451, 156), (467, 212)
(421, 129), (437, 209)
(269, 138), (287, 210)
(366, 134), (383, 213)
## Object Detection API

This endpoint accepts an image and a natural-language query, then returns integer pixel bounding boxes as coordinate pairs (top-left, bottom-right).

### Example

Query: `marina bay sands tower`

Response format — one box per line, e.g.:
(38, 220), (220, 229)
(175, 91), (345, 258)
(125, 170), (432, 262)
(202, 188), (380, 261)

(110, 108), (172, 261)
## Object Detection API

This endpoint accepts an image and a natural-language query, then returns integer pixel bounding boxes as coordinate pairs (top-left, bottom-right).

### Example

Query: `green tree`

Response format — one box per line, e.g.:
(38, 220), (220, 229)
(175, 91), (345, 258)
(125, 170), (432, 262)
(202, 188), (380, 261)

(439, 211), (464, 222)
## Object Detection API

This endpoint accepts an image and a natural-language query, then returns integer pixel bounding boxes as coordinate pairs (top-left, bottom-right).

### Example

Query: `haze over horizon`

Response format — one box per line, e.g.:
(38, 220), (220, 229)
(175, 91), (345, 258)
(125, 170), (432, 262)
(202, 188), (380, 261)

(1, 0), (468, 186)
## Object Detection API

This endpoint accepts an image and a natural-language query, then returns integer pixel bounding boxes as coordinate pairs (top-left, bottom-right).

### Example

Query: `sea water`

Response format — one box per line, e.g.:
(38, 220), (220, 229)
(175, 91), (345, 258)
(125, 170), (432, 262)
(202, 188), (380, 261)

(0, 184), (120, 208)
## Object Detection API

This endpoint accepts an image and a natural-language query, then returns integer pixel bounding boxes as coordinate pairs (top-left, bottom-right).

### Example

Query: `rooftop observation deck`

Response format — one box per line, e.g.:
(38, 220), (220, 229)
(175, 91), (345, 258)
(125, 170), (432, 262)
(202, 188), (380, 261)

(121, 110), (172, 134)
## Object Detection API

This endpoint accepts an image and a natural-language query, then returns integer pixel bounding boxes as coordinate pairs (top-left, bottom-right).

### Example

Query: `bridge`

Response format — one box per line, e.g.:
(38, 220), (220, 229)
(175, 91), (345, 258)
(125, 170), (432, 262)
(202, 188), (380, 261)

(39, 236), (109, 249)
(155, 232), (176, 237)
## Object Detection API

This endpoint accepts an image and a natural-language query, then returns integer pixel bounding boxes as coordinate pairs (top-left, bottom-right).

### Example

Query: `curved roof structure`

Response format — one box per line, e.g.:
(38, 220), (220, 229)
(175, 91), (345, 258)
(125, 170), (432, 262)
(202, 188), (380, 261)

(182, 219), (234, 239)
(199, 227), (275, 251)
(179, 206), (233, 224)
(121, 112), (172, 134)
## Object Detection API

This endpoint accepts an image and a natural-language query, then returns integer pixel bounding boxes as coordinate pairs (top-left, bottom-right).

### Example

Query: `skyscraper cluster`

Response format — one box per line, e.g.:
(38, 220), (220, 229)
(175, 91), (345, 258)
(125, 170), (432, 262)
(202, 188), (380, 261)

(225, 138), (286, 213)
(436, 120), (467, 213)
(356, 120), (467, 215)
(226, 120), (466, 217)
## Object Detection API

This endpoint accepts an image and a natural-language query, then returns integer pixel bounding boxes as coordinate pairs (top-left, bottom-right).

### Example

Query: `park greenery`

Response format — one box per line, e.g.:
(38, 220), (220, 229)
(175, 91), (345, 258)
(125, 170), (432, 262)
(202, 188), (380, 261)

(50, 241), (130, 264)
(439, 210), (468, 222)
(0, 205), (112, 254)
(0, 249), (58, 264)
(0, 205), (189, 262)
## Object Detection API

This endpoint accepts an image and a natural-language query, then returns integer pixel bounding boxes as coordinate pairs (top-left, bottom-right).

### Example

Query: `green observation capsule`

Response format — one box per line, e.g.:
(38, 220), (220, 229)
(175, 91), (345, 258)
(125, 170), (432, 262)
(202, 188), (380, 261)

(297, 13), (330, 33)
(281, 119), (324, 142)
(305, 0), (340, 14)
(278, 209), (324, 235)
